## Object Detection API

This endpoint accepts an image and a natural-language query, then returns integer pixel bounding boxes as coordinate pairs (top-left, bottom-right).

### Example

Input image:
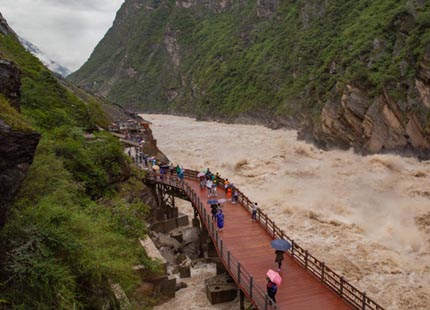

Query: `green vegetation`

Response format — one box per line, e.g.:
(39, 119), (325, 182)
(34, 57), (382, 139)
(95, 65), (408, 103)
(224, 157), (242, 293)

(0, 27), (160, 308)
(0, 94), (32, 131)
(70, 0), (430, 121)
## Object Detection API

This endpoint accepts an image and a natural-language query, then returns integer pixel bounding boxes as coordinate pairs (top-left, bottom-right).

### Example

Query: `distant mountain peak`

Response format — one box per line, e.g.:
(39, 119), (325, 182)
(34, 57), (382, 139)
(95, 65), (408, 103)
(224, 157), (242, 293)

(18, 37), (71, 77)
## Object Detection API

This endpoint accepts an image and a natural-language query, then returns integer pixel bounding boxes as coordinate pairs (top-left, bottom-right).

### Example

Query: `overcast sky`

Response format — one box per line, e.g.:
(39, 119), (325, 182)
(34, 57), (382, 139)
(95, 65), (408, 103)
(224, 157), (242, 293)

(1, 0), (124, 72)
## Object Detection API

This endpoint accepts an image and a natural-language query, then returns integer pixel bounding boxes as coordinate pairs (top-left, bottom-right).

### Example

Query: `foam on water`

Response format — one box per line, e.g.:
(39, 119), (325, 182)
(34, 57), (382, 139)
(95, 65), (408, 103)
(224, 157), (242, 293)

(145, 114), (430, 310)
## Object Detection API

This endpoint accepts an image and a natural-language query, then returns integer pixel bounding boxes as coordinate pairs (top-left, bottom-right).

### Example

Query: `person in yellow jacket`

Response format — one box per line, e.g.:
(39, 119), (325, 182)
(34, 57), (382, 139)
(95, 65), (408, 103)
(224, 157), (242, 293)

(224, 178), (230, 193)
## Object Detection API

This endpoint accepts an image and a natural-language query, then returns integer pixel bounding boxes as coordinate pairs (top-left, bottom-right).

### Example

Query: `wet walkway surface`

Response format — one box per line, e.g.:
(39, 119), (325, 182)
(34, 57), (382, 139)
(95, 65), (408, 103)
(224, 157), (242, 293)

(184, 177), (352, 310)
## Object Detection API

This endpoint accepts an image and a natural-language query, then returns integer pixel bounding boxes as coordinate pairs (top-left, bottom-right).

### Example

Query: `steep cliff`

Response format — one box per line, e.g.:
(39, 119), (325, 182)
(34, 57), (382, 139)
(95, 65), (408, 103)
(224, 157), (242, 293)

(70, 0), (430, 156)
(0, 13), (162, 309)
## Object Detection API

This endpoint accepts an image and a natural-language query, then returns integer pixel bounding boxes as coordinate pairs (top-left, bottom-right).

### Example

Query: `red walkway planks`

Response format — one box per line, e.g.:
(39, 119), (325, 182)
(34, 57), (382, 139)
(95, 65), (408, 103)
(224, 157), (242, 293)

(185, 178), (352, 310)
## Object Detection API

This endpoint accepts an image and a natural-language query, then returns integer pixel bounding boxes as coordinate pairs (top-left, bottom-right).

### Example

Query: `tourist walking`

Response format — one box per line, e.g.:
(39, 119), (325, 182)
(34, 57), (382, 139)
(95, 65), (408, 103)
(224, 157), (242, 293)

(251, 202), (258, 221)
(178, 166), (184, 183)
(212, 173), (218, 195)
(205, 168), (212, 180)
(266, 279), (278, 304)
(232, 188), (238, 204)
(226, 186), (232, 200)
(275, 250), (284, 271)
(206, 178), (214, 197)
(211, 203), (218, 220)
(216, 209), (224, 232)
(224, 178), (230, 193)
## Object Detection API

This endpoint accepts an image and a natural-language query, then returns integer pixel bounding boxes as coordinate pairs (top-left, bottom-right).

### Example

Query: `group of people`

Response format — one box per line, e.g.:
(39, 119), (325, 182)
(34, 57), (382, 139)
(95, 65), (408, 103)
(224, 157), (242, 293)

(138, 160), (282, 304)
(200, 169), (239, 204)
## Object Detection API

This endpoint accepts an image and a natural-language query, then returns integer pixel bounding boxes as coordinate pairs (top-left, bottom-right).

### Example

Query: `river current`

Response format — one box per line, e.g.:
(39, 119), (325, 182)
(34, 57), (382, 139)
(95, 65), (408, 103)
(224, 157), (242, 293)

(146, 114), (430, 310)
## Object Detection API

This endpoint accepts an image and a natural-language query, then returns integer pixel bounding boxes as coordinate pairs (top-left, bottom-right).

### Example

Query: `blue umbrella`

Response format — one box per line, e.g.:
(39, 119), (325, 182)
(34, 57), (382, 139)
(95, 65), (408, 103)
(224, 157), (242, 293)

(207, 199), (218, 204)
(270, 239), (292, 251)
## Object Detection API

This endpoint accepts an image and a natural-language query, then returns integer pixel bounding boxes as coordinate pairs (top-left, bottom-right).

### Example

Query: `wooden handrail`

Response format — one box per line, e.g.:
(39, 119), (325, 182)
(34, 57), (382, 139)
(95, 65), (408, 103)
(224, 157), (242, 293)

(179, 168), (384, 310)
(143, 172), (277, 309)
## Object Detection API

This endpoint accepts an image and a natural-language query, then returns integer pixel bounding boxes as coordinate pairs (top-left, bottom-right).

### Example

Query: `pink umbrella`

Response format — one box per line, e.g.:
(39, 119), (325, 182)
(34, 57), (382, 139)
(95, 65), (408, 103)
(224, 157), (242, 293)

(266, 269), (282, 286)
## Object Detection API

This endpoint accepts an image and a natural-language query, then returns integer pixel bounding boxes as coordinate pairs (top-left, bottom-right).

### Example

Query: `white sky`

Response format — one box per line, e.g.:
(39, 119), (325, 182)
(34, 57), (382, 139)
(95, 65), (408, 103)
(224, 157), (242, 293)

(1, 0), (124, 72)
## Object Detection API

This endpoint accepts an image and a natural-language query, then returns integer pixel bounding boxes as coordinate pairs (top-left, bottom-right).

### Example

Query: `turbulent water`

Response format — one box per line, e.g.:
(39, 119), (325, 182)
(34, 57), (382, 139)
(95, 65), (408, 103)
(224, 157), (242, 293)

(145, 114), (430, 310)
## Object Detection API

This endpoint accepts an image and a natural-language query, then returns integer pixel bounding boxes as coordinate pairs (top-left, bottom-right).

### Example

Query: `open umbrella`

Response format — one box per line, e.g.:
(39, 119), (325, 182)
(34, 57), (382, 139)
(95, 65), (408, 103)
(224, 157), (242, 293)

(197, 172), (206, 178)
(266, 269), (282, 286)
(270, 239), (291, 252)
(207, 198), (228, 205)
(152, 165), (160, 171)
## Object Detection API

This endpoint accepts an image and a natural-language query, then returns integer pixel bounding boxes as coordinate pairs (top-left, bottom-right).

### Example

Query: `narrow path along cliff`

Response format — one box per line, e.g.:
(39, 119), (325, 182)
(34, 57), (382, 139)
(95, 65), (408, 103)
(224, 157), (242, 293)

(145, 114), (430, 310)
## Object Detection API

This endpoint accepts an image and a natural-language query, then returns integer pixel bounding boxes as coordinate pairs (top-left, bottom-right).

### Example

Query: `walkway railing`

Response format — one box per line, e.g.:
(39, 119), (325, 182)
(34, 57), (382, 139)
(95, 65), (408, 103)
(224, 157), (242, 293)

(144, 173), (278, 310)
(180, 168), (384, 310)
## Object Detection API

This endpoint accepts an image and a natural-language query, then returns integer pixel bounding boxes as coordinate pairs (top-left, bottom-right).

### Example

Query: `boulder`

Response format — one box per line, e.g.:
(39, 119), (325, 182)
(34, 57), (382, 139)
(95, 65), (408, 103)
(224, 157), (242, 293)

(176, 281), (188, 291)
(158, 234), (181, 250)
(159, 247), (177, 265)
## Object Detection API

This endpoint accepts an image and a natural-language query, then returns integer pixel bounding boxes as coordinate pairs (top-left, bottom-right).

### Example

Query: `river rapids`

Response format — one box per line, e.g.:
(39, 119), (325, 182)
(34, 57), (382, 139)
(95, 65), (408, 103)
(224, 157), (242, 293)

(146, 114), (430, 310)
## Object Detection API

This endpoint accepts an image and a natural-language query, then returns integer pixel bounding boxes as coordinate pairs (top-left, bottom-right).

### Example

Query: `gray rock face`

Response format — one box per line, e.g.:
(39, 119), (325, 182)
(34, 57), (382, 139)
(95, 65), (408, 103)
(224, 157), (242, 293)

(0, 13), (16, 37)
(0, 60), (21, 110)
(0, 58), (40, 229)
(0, 121), (40, 228)
(315, 80), (430, 157)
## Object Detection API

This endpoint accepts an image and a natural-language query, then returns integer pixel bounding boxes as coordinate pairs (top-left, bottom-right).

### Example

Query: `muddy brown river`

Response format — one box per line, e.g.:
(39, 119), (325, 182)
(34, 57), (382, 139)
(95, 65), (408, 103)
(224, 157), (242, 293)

(146, 114), (430, 310)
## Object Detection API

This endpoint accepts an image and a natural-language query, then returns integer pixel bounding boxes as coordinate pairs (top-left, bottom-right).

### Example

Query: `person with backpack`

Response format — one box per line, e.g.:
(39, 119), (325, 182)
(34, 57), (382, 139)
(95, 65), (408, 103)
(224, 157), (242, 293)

(211, 203), (218, 220)
(266, 279), (278, 304)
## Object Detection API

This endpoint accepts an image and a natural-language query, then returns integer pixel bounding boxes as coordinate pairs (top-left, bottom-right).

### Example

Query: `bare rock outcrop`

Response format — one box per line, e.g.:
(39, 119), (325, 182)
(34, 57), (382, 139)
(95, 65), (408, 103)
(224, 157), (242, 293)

(176, 0), (235, 12)
(256, 0), (280, 18)
(0, 12), (16, 37)
(0, 60), (21, 110)
(0, 59), (40, 228)
(315, 77), (430, 156)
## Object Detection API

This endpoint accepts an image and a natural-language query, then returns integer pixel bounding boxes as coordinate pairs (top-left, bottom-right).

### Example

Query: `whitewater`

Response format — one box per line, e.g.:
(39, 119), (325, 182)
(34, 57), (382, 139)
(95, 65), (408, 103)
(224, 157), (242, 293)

(146, 114), (430, 310)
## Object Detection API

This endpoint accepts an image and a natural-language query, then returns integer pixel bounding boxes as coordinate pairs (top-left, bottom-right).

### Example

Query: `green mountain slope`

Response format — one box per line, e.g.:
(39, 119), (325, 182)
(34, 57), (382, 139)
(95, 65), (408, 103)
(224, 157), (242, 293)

(70, 0), (430, 156)
(0, 14), (160, 309)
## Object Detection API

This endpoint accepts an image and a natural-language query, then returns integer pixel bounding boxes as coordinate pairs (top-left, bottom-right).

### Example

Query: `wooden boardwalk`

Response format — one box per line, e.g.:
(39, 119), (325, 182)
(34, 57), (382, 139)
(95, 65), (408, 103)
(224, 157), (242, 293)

(144, 170), (384, 310)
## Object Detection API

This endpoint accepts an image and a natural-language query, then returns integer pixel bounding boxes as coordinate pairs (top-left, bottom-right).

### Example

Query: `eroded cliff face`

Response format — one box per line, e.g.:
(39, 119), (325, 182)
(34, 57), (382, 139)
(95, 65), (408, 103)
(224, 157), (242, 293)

(314, 43), (430, 157)
(0, 58), (40, 228)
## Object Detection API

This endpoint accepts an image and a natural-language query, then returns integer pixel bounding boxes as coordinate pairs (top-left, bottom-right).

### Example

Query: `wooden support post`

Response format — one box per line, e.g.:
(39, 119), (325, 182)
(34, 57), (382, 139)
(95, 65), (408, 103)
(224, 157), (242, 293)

(340, 276), (344, 298)
(321, 262), (325, 282)
(250, 276), (253, 298)
(362, 292), (367, 310)
(305, 250), (309, 270)
(228, 251), (231, 269)
(238, 263), (241, 285)
(239, 290), (245, 310)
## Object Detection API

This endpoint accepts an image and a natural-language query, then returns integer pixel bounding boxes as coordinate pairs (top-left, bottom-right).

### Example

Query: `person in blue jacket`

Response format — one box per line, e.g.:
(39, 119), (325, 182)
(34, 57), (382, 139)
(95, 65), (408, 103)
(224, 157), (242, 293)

(266, 279), (278, 304)
(216, 208), (224, 232)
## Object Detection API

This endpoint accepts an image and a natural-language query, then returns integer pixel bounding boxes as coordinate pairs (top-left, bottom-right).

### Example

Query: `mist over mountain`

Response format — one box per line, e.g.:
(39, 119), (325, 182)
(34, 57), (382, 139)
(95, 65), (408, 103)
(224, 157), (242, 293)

(19, 36), (71, 77)
(69, 0), (430, 157)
